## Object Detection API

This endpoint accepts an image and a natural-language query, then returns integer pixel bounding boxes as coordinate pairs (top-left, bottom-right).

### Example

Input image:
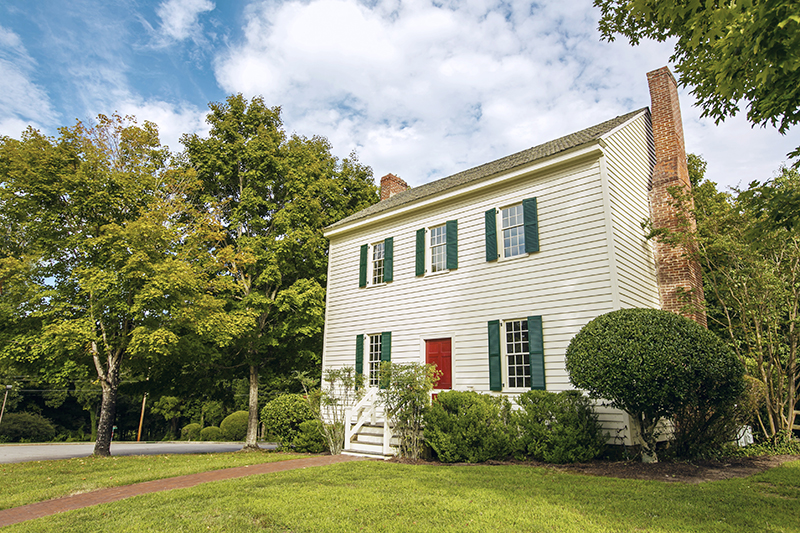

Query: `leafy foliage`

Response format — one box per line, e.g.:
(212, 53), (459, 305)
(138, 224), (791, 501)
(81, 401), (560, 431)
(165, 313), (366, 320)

(378, 362), (439, 459)
(220, 410), (249, 441)
(298, 367), (363, 455)
(182, 95), (378, 448)
(595, 0), (800, 163)
(260, 394), (315, 448)
(0, 412), (56, 442)
(423, 391), (513, 463)
(180, 423), (202, 441)
(565, 308), (745, 462)
(199, 426), (222, 441)
(290, 420), (327, 453)
(513, 390), (606, 464)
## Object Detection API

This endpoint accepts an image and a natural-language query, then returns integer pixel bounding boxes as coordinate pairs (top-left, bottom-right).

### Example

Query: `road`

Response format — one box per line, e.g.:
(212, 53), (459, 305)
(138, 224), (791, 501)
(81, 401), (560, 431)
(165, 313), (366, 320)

(0, 441), (278, 464)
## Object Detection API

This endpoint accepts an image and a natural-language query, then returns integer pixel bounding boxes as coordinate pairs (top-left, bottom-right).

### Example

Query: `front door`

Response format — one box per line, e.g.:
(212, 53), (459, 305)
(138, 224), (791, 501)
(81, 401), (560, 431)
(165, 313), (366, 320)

(425, 338), (452, 390)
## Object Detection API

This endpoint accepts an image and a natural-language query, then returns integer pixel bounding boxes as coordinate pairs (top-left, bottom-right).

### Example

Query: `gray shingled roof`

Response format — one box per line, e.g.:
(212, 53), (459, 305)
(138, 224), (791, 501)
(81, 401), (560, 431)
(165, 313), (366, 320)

(328, 107), (648, 230)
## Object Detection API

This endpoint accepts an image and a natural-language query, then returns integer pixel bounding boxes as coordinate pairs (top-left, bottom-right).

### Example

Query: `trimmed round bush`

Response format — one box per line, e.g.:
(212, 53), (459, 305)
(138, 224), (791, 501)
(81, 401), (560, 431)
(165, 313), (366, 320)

(200, 426), (222, 441)
(565, 308), (745, 461)
(514, 390), (606, 463)
(220, 411), (249, 441)
(0, 412), (56, 442)
(181, 423), (202, 441)
(260, 394), (315, 447)
(423, 391), (512, 463)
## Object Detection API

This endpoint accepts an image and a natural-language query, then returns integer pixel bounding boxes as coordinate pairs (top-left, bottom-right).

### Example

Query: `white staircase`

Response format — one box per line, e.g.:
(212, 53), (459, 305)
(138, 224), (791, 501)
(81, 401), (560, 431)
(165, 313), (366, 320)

(342, 387), (398, 458)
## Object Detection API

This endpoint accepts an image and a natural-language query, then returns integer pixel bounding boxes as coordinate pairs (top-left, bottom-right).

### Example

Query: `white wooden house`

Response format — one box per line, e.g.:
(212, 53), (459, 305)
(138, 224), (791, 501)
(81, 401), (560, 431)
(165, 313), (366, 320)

(321, 67), (705, 457)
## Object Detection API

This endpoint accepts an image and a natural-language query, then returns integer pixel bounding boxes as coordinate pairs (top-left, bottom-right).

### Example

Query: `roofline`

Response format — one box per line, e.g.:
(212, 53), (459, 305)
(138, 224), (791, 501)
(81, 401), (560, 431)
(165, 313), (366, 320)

(325, 142), (605, 238)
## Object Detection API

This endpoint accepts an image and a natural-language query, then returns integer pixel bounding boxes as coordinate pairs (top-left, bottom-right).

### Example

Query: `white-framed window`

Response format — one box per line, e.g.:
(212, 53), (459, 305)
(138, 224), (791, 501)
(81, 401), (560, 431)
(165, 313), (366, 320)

(429, 224), (446, 273)
(501, 204), (525, 258)
(505, 319), (531, 389)
(368, 334), (382, 387)
(371, 241), (385, 285)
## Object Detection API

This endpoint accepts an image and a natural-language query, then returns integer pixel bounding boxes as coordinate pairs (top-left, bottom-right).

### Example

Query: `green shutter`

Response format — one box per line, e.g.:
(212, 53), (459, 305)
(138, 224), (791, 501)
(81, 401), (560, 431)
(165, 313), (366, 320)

(528, 316), (545, 390)
(485, 209), (498, 262)
(415, 228), (425, 276)
(384, 237), (394, 282)
(446, 220), (458, 270)
(355, 334), (364, 375)
(381, 331), (392, 363)
(523, 197), (540, 253)
(488, 320), (502, 391)
(359, 244), (368, 287)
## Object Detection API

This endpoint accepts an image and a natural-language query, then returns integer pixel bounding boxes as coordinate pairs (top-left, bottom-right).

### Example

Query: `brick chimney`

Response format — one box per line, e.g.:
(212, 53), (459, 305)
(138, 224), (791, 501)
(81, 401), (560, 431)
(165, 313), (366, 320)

(647, 66), (706, 327)
(380, 173), (410, 201)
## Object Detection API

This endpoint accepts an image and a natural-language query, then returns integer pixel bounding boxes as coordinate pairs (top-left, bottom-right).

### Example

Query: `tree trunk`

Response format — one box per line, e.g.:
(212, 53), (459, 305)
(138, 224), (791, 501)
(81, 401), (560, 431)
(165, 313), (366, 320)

(243, 364), (260, 450)
(93, 352), (121, 457)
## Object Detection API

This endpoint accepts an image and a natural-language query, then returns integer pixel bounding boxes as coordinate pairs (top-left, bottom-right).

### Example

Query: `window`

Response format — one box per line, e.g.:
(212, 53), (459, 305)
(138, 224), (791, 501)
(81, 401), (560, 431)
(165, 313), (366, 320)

(415, 220), (458, 276)
(501, 205), (525, 258)
(485, 197), (539, 262)
(488, 316), (545, 391)
(359, 238), (393, 287)
(430, 225), (446, 273)
(372, 241), (385, 284)
(505, 319), (530, 388)
(368, 334), (382, 387)
(355, 332), (392, 387)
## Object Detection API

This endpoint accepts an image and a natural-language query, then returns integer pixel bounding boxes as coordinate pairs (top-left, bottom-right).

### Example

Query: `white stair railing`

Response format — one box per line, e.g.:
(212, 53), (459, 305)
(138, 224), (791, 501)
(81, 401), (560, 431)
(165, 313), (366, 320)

(344, 387), (379, 451)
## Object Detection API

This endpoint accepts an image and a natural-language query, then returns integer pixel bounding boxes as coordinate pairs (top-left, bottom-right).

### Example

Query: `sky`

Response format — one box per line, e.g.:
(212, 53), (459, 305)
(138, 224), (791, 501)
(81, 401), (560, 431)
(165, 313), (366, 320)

(1, 0), (797, 192)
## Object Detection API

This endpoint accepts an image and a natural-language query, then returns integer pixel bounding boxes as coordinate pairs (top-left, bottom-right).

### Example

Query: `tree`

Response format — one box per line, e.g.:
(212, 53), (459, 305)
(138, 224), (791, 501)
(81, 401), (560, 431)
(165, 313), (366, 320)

(565, 308), (744, 462)
(595, 0), (800, 163)
(182, 95), (378, 449)
(151, 396), (184, 439)
(0, 116), (223, 455)
(668, 161), (800, 441)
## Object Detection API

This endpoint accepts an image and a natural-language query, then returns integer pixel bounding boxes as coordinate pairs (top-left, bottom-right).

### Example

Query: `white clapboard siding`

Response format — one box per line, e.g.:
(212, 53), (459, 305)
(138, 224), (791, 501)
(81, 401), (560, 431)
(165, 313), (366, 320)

(323, 114), (662, 445)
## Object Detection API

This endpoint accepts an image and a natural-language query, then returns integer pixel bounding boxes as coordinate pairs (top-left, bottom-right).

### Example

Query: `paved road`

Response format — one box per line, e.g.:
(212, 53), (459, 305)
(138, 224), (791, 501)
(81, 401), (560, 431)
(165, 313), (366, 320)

(0, 441), (278, 464)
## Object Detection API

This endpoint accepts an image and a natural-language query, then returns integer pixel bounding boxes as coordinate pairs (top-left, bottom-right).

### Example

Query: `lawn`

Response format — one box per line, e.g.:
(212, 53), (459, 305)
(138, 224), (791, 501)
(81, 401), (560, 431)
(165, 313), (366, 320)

(0, 451), (304, 510)
(4, 459), (799, 532)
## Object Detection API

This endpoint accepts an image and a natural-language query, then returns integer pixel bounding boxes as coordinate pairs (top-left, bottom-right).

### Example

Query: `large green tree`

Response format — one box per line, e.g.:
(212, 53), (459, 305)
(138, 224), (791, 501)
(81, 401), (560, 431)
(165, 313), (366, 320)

(0, 115), (223, 455)
(182, 95), (378, 448)
(595, 0), (800, 162)
(658, 156), (800, 441)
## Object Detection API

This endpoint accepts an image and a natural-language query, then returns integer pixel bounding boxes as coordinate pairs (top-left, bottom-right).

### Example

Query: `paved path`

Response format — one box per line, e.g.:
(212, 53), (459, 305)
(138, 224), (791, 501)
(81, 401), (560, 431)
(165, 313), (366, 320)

(0, 454), (369, 528)
(0, 442), (278, 464)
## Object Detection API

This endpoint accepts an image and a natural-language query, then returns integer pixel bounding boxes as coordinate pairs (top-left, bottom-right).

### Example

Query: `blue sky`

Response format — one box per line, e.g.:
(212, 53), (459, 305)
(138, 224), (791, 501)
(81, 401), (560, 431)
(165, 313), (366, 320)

(1, 0), (796, 191)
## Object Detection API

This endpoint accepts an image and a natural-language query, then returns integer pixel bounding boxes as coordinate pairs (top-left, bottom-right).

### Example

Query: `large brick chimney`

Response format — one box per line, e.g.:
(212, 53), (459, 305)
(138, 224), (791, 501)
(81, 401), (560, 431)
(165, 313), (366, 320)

(380, 173), (410, 201)
(647, 67), (706, 327)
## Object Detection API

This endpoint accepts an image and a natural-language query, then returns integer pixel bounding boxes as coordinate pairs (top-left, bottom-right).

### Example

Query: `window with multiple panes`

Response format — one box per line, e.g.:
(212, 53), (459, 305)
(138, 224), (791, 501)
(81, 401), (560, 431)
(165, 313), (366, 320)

(371, 241), (385, 285)
(505, 319), (531, 388)
(368, 334), (382, 387)
(429, 225), (447, 273)
(501, 204), (525, 258)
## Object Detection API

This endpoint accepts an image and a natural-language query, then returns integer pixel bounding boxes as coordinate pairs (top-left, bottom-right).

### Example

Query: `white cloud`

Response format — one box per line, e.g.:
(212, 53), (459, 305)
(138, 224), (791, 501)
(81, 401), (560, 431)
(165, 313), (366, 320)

(156, 0), (215, 43)
(212, 0), (790, 191)
(0, 25), (58, 135)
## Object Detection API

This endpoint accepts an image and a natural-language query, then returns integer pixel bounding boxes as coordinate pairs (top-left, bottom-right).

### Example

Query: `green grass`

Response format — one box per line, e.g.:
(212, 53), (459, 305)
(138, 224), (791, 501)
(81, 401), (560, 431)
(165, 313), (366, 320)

(0, 451), (304, 510)
(5, 459), (800, 532)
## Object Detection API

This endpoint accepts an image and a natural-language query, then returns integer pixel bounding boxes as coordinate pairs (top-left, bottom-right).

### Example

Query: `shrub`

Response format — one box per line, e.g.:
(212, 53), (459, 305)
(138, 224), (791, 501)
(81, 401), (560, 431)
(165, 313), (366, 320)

(260, 394), (315, 448)
(514, 390), (606, 463)
(423, 391), (512, 463)
(200, 426), (222, 441)
(298, 367), (364, 455)
(0, 412), (56, 442)
(565, 308), (745, 462)
(290, 420), (327, 453)
(181, 423), (202, 441)
(379, 362), (439, 459)
(220, 411), (249, 441)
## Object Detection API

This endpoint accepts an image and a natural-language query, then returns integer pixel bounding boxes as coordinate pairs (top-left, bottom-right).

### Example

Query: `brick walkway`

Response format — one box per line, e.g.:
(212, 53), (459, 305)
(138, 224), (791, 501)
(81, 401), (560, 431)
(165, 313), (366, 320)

(0, 454), (370, 528)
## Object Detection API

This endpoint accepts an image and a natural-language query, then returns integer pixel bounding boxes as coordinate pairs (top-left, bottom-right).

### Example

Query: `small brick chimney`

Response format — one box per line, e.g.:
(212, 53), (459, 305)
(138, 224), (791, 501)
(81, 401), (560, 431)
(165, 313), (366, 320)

(647, 67), (706, 327)
(380, 173), (410, 201)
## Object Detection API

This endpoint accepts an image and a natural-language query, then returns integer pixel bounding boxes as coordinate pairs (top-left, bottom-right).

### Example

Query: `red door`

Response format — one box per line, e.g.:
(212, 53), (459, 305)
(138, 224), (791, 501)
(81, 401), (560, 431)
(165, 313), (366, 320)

(426, 338), (452, 390)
